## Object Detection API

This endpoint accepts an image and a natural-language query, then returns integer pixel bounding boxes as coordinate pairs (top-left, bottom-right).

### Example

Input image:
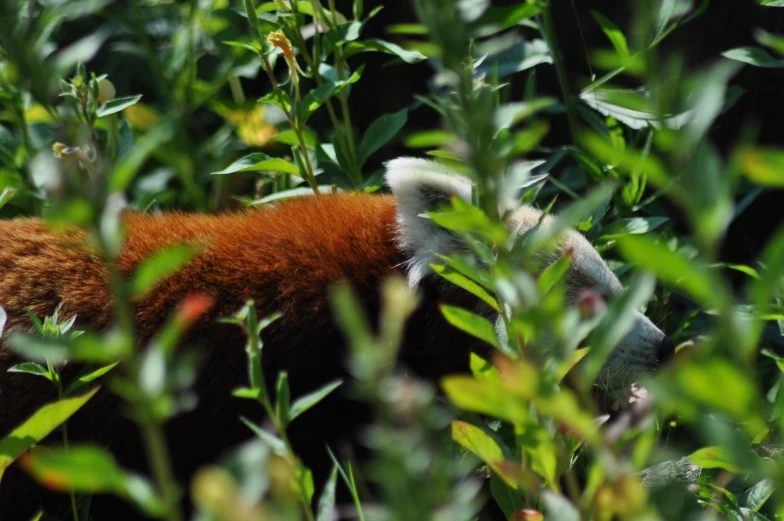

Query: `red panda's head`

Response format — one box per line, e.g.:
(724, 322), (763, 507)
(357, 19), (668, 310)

(384, 157), (673, 396)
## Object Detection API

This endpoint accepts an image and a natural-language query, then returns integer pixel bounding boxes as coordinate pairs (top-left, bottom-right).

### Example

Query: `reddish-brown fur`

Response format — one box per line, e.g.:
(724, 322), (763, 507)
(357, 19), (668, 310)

(0, 193), (485, 519)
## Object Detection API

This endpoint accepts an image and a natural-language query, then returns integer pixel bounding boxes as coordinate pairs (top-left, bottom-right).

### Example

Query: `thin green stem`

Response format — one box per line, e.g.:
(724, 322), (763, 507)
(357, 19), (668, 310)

(259, 54), (319, 193)
(141, 422), (183, 521)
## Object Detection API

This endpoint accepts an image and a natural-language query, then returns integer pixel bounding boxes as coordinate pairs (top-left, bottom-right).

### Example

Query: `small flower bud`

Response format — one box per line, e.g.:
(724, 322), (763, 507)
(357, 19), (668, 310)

(577, 289), (606, 319)
(97, 79), (116, 104)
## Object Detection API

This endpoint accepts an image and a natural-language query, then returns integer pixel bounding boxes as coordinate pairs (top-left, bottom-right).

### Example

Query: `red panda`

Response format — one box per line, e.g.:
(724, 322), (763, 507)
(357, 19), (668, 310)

(0, 158), (673, 519)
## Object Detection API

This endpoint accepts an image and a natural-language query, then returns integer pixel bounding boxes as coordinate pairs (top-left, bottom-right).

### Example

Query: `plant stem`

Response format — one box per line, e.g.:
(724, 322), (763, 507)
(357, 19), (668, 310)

(141, 422), (183, 521)
(259, 54), (319, 193)
(541, 5), (579, 144)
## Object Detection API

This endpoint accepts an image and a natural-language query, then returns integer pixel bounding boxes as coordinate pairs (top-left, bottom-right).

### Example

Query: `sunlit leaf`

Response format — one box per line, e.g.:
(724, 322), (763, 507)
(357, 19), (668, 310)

(0, 388), (100, 483)
(212, 153), (300, 176)
(132, 245), (198, 298)
(96, 95), (142, 117)
(440, 305), (500, 349)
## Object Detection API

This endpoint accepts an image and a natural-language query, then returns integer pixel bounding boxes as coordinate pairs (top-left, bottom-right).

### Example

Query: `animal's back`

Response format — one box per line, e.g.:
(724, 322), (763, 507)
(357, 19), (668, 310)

(0, 193), (404, 519)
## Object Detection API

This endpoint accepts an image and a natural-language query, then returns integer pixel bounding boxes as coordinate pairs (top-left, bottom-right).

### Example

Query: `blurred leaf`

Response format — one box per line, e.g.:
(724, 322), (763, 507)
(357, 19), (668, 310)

(25, 445), (127, 493)
(273, 129), (318, 149)
(722, 46), (784, 67)
(0, 188), (16, 210)
(451, 421), (517, 487)
(132, 245), (197, 298)
(580, 88), (690, 130)
(431, 264), (500, 312)
(212, 153), (300, 176)
(358, 109), (408, 166)
(290, 380), (343, 422)
(316, 466), (338, 521)
(494, 98), (556, 133)
(591, 11), (629, 62)
(541, 491), (580, 521)
(469, 4), (541, 37)
(598, 217), (669, 240)
(343, 39), (428, 63)
(258, 89), (293, 113)
(739, 147), (784, 186)
(741, 478), (777, 511)
(616, 234), (728, 308)
(404, 130), (457, 148)
(475, 39), (553, 78)
(96, 95), (143, 118)
(301, 69), (363, 123)
(64, 362), (120, 396)
(251, 186), (339, 204)
(0, 388), (100, 483)
(582, 273), (656, 382)
(110, 122), (175, 192)
(442, 376), (529, 425)
(7, 362), (51, 380)
(687, 446), (742, 472)
(275, 372), (291, 427)
(440, 305), (500, 349)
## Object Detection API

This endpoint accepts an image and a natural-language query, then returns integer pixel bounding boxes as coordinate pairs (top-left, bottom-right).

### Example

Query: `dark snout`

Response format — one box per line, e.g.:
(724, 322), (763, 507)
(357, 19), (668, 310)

(656, 336), (676, 364)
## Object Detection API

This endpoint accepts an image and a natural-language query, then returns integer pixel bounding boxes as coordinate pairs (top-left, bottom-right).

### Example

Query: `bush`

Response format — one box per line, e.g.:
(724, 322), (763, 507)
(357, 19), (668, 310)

(2, 0), (784, 520)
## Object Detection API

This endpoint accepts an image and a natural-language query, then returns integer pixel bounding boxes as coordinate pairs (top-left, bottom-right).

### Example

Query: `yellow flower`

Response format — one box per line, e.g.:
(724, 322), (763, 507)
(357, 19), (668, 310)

(267, 30), (294, 57)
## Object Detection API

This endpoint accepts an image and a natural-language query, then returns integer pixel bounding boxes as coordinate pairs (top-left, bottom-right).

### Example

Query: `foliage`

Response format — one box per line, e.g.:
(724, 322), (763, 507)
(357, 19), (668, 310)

(1, 0), (784, 520)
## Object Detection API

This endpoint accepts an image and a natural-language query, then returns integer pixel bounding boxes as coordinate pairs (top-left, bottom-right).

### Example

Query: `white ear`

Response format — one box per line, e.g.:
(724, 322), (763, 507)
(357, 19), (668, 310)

(385, 157), (473, 288)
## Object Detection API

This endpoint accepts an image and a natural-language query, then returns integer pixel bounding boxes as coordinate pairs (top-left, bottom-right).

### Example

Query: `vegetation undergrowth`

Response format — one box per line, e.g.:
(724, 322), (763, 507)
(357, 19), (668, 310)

(1, 0), (784, 520)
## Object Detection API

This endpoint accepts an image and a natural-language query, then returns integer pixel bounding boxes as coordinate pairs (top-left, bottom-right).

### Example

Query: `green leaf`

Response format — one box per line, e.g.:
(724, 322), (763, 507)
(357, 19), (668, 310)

(96, 95), (143, 117)
(300, 69), (363, 123)
(598, 217), (669, 240)
(0, 388), (100, 483)
(722, 46), (784, 68)
(615, 234), (729, 308)
(404, 130), (457, 148)
(357, 109), (408, 166)
(739, 147), (784, 186)
(442, 376), (529, 425)
(232, 387), (262, 399)
(451, 421), (516, 487)
(240, 417), (288, 456)
(493, 98), (556, 132)
(273, 129), (318, 149)
(64, 362), (120, 396)
(25, 445), (126, 493)
(212, 153), (300, 176)
(431, 264), (500, 312)
(440, 305), (499, 349)
(110, 122), (175, 192)
(7, 362), (51, 380)
(537, 250), (572, 296)
(258, 89), (293, 113)
(469, 4), (541, 37)
(687, 446), (742, 473)
(591, 11), (629, 61)
(741, 479), (777, 512)
(581, 273), (656, 382)
(275, 371), (291, 427)
(541, 491), (580, 521)
(316, 466), (338, 521)
(342, 39), (427, 63)
(290, 380), (342, 422)
(0, 188), (16, 210)
(322, 21), (364, 57)
(132, 245), (197, 298)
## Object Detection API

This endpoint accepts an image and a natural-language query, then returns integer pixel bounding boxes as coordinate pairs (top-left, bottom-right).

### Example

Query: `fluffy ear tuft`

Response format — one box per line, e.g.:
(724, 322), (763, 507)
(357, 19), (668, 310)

(385, 157), (473, 288)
